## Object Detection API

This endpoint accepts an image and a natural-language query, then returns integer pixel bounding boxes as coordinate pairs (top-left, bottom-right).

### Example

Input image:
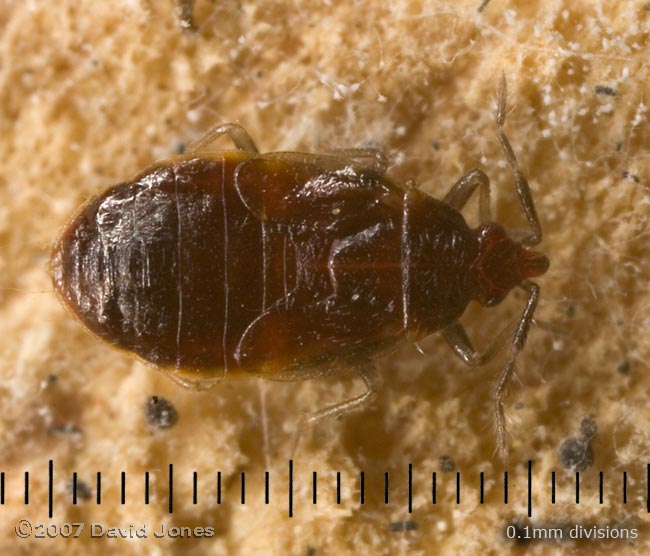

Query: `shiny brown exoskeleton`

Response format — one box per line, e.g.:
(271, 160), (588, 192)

(50, 78), (548, 456)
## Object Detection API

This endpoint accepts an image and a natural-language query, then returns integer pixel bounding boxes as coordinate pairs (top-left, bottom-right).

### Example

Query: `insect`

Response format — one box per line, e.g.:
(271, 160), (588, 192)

(50, 76), (548, 457)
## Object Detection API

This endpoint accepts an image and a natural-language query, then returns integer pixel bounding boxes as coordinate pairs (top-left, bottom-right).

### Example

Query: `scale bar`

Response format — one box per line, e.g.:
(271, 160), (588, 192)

(1, 461), (649, 515)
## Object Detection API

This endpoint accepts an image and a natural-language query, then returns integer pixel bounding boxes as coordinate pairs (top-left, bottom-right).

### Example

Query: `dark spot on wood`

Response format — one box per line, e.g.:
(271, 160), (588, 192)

(579, 417), (597, 442)
(617, 360), (631, 374)
(145, 395), (179, 429)
(558, 437), (593, 471)
(439, 455), (456, 472)
(622, 170), (640, 184)
(594, 85), (617, 97)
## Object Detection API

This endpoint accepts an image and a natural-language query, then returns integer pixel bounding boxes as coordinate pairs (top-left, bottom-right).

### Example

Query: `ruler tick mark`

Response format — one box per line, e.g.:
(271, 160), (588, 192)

(384, 472), (389, 505)
(121, 471), (126, 505)
(48, 459), (53, 518)
(551, 471), (556, 504)
(336, 472), (341, 505)
(527, 460), (532, 518)
(241, 471), (246, 504)
(168, 463), (174, 514)
(432, 472), (437, 505)
(288, 459), (293, 517)
(599, 471), (603, 504)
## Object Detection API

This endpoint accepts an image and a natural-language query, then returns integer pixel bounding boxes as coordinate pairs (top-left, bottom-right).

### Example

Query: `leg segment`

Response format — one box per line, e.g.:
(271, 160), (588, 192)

(496, 74), (542, 246)
(442, 168), (491, 223)
(189, 123), (259, 153)
(493, 280), (540, 459)
(292, 363), (382, 455)
(441, 279), (540, 460)
(441, 319), (517, 367)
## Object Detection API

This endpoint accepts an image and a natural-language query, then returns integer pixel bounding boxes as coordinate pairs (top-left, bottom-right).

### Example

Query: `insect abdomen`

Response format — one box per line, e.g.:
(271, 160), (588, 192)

(51, 155), (267, 379)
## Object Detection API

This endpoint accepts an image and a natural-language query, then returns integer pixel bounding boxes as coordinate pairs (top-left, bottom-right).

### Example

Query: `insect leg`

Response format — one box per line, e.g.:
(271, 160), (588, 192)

(496, 75), (542, 246)
(441, 319), (517, 367)
(442, 168), (491, 223)
(292, 363), (382, 455)
(493, 279), (540, 460)
(189, 123), (259, 153)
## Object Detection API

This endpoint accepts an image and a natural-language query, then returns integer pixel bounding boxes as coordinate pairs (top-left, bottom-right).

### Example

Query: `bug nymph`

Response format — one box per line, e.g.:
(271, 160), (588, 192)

(50, 76), (548, 458)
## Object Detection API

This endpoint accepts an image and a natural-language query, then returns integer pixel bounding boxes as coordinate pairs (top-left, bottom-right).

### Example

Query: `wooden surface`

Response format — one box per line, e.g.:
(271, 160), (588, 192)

(1, 0), (649, 554)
